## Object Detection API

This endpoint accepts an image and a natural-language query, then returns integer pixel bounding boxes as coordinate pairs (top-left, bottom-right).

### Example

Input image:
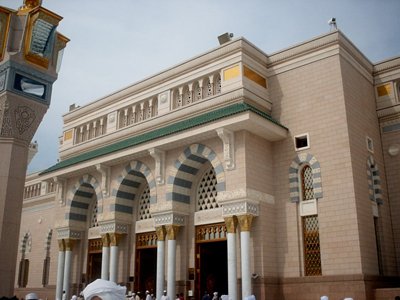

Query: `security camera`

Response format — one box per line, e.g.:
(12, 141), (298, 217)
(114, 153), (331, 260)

(328, 17), (336, 25)
(251, 273), (259, 279)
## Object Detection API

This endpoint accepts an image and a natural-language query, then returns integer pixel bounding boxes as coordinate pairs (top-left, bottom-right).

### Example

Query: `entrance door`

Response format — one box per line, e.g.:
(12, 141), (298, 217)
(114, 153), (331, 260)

(196, 241), (228, 300)
(87, 252), (102, 283)
(135, 248), (157, 294)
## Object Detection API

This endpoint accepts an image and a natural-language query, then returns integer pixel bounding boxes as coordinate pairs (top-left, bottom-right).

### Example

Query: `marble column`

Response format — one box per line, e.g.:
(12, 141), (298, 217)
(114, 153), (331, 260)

(166, 225), (180, 300)
(62, 239), (75, 300)
(55, 240), (66, 300)
(224, 216), (238, 300)
(101, 234), (110, 280)
(238, 215), (254, 299)
(109, 233), (120, 283)
(156, 226), (166, 300)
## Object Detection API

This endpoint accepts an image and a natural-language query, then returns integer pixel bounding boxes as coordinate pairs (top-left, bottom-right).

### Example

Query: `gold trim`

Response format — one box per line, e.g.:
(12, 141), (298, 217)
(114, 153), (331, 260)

(64, 238), (75, 251)
(237, 214), (254, 232)
(155, 226), (166, 241)
(166, 225), (180, 240)
(377, 84), (391, 97)
(243, 66), (267, 88)
(19, 0), (42, 13)
(0, 8), (11, 62)
(63, 129), (73, 141)
(58, 239), (65, 251)
(223, 65), (240, 81)
(23, 7), (63, 69)
(136, 231), (158, 249)
(101, 234), (110, 247)
(224, 216), (238, 233)
(109, 233), (121, 246)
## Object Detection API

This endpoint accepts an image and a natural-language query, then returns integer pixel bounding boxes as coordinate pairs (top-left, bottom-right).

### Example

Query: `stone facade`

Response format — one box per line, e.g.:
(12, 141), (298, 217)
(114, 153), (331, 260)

(15, 31), (400, 300)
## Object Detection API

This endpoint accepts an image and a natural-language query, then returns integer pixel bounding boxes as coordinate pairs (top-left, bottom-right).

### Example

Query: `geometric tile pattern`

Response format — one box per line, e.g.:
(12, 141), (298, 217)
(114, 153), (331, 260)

(197, 166), (219, 211)
(289, 153), (323, 203)
(302, 214), (322, 276)
(138, 184), (151, 220)
(166, 143), (225, 204)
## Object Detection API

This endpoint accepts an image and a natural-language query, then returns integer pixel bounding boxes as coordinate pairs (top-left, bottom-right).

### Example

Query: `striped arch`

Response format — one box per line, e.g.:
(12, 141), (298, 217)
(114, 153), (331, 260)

(112, 160), (156, 214)
(367, 156), (383, 204)
(20, 232), (32, 256)
(167, 143), (226, 204)
(66, 174), (102, 223)
(289, 153), (323, 203)
(44, 229), (52, 254)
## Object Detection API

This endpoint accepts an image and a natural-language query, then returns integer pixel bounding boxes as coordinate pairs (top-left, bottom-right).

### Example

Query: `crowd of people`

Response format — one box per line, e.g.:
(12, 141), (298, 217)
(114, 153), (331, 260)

(22, 279), (259, 300)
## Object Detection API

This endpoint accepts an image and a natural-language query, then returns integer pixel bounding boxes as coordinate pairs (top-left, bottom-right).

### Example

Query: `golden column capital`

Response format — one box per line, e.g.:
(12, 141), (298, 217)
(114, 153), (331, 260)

(156, 226), (166, 241)
(237, 214), (254, 232)
(224, 216), (238, 234)
(64, 238), (75, 251)
(101, 234), (110, 247)
(109, 233), (122, 247)
(58, 239), (65, 251)
(166, 225), (180, 240)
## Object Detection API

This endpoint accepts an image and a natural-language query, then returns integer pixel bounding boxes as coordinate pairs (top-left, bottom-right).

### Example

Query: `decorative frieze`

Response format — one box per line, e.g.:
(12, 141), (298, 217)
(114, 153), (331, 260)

(56, 228), (82, 240)
(217, 188), (273, 205)
(153, 211), (186, 226)
(99, 221), (128, 234)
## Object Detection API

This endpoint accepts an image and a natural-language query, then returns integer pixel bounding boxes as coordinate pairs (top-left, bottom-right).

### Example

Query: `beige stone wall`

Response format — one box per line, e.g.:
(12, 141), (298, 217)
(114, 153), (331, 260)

(269, 54), (364, 277)
(340, 55), (397, 276)
(381, 128), (400, 275)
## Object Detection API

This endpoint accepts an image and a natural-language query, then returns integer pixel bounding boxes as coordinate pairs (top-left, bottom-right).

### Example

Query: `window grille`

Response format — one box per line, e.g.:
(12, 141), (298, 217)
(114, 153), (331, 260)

(136, 232), (157, 249)
(301, 165), (321, 276)
(196, 223), (227, 242)
(90, 200), (99, 228)
(197, 167), (218, 211)
(302, 215), (322, 276)
(139, 184), (151, 220)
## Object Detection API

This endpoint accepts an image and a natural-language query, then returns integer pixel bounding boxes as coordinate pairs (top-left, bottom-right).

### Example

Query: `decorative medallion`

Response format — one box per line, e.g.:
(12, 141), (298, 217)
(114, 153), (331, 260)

(15, 106), (36, 135)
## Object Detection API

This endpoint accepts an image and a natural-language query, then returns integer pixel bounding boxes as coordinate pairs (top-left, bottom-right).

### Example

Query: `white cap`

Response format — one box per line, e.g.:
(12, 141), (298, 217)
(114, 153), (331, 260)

(82, 279), (127, 300)
(320, 296), (329, 300)
(26, 293), (39, 300)
(343, 298), (353, 300)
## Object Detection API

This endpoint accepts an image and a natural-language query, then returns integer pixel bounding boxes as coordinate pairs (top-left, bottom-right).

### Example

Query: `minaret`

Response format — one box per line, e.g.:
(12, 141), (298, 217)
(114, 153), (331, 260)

(0, 0), (68, 296)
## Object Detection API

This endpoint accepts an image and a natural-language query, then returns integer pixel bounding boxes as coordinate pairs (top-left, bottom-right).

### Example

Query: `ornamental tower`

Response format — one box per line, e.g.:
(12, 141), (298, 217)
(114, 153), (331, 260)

(0, 0), (68, 296)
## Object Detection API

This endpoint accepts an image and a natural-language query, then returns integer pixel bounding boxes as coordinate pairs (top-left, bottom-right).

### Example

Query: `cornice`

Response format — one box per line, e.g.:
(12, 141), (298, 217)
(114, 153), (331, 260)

(373, 56), (400, 76)
(267, 30), (373, 76)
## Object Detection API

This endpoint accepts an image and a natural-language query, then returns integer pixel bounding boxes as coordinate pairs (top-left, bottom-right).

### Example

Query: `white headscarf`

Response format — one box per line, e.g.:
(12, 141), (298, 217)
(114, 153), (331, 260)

(82, 279), (127, 300)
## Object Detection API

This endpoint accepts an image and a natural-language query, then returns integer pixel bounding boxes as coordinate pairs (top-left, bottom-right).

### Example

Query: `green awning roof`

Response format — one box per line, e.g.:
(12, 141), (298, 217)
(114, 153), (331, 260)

(40, 102), (287, 175)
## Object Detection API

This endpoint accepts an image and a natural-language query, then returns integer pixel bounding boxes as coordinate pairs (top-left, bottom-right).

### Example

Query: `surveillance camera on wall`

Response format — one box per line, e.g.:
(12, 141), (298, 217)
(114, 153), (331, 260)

(251, 273), (259, 279)
(328, 17), (336, 25)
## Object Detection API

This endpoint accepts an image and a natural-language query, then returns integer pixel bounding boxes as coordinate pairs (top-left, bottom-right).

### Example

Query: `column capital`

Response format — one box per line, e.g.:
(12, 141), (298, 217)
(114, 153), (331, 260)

(165, 225), (180, 240)
(64, 238), (76, 251)
(58, 239), (65, 251)
(237, 214), (254, 232)
(155, 226), (166, 241)
(101, 234), (110, 247)
(224, 216), (238, 234)
(109, 233), (122, 247)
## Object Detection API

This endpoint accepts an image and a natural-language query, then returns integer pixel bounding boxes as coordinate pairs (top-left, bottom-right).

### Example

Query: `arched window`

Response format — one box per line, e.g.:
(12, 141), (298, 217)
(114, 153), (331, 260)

(196, 165), (219, 211)
(18, 232), (31, 287)
(301, 165), (322, 276)
(138, 183), (151, 220)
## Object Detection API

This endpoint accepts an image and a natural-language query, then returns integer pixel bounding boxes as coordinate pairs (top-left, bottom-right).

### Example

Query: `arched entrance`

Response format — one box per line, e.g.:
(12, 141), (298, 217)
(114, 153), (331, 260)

(135, 232), (157, 294)
(195, 223), (228, 300)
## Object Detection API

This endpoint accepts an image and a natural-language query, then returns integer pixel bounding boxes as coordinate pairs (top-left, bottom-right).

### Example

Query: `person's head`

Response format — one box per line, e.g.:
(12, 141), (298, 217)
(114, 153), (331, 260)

(25, 293), (39, 300)
(163, 290), (167, 295)
(146, 291), (149, 295)
(82, 279), (127, 300)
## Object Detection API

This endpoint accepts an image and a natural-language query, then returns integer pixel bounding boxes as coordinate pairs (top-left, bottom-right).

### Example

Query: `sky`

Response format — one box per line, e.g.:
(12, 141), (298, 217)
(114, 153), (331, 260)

(1, 0), (400, 174)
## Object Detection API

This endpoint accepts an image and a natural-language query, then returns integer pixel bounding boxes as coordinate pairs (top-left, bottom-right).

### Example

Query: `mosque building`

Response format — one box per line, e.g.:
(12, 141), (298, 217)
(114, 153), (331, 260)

(15, 29), (400, 300)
